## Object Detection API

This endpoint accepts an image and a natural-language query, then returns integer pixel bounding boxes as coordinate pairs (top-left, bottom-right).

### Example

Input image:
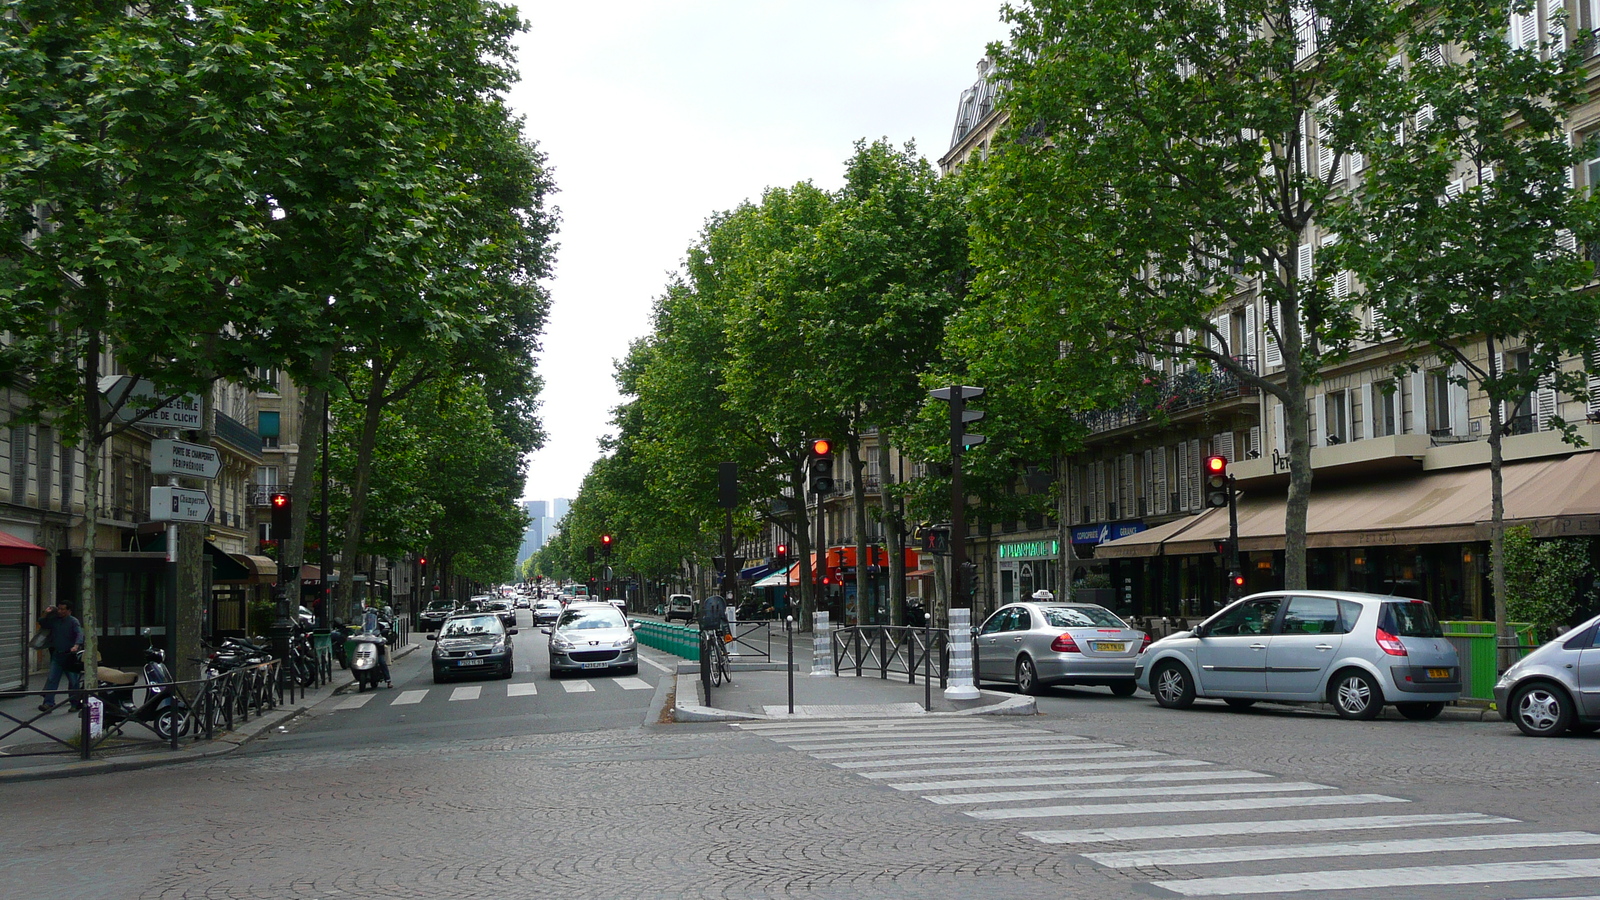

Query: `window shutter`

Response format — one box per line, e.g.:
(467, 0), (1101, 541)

(1321, 234), (1348, 299)
(1212, 432), (1235, 463)
(1242, 305), (1257, 360)
(1211, 314), (1229, 357)
(1293, 4), (1318, 62)
(1361, 382), (1374, 441)
(1264, 300), (1283, 368)
(1536, 375), (1558, 432)
(1142, 449), (1154, 515)
(1121, 453), (1135, 517)
(1315, 392), (1328, 447)
(1154, 447), (1170, 515)
(1587, 338), (1600, 416)
(1445, 179), (1465, 200)
(1549, 0), (1566, 49)
(1451, 364), (1470, 437)
(1273, 401), (1287, 459)
(1187, 438), (1203, 511)
(1510, 7), (1539, 49)
(1412, 370), (1429, 434)
(1316, 99), (1334, 179)
(1249, 426), (1262, 459)
(1176, 445), (1191, 512)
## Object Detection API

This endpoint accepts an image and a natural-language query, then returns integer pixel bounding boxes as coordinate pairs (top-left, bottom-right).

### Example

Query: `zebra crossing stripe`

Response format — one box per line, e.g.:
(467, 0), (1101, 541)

(391, 690), (427, 705)
(892, 769), (1267, 792)
(791, 734), (1087, 753)
(507, 682), (538, 697)
(1023, 812), (1516, 845)
(561, 680), (594, 693)
(862, 756), (1203, 779)
(968, 792), (1407, 821)
(449, 686), (481, 701)
(928, 780), (1330, 806)
(614, 677), (653, 690)
(1086, 831), (1600, 869)
(1153, 857), (1600, 897)
(775, 727), (1035, 746)
(813, 741), (1122, 760)
(832, 745), (1134, 768)
(734, 718), (1013, 732)
(335, 694), (375, 710)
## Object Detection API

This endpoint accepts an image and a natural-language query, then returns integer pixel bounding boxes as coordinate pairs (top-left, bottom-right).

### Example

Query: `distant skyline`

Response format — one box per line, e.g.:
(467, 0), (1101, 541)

(509, 1), (1011, 502)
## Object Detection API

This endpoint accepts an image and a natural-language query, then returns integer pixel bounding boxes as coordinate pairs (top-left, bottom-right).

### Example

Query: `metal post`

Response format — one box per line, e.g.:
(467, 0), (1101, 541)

(1228, 476), (1242, 602)
(923, 615), (932, 712)
(945, 386), (979, 700)
(786, 615), (794, 715)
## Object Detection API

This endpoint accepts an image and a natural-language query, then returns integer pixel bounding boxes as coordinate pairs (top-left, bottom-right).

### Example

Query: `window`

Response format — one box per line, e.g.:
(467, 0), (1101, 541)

(258, 411), (280, 449)
(1324, 391), (1348, 445)
(1281, 596), (1345, 635)
(1505, 351), (1535, 434)
(1426, 368), (1453, 435)
(1207, 597), (1282, 636)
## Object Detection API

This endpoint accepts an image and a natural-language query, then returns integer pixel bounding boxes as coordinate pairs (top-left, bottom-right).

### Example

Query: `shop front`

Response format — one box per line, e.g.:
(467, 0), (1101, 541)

(996, 537), (1060, 607)
(0, 531), (48, 690)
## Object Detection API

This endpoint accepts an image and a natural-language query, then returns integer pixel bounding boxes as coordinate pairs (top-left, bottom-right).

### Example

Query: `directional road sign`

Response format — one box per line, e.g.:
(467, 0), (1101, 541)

(150, 439), (221, 479)
(929, 385), (986, 401)
(98, 376), (203, 428)
(150, 486), (213, 523)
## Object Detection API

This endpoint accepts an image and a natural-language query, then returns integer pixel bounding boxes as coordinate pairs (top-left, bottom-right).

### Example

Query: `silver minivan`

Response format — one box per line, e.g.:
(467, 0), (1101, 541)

(1493, 611), (1600, 737)
(1135, 591), (1461, 719)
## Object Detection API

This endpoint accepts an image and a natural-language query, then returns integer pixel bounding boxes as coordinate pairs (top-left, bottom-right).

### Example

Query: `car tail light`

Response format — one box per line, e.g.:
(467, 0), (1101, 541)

(1138, 632), (1152, 654)
(1375, 627), (1408, 656)
(1050, 632), (1081, 653)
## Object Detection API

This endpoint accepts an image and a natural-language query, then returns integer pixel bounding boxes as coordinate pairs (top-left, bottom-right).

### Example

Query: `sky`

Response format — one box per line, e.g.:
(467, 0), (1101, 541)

(507, 0), (1012, 504)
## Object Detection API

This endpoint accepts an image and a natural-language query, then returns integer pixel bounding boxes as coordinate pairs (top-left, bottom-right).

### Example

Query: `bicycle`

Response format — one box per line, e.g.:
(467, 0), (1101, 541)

(702, 626), (733, 686)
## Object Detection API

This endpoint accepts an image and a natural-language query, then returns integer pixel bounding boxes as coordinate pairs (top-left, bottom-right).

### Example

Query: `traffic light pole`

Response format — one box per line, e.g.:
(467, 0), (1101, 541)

(942, 385), (980, 701)
(1228, 476), (1242, 602)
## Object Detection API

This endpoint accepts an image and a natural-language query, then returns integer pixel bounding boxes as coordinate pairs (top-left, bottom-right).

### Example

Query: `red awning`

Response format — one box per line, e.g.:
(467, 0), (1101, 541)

(0, 532), (47, 567)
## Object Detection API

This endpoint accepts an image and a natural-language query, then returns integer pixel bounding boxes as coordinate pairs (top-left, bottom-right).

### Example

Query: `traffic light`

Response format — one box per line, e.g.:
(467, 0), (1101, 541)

(1214, 539), (1234, 558)
(601, 533), (613, 557)
(773, 543), (789, 567)
(807, 439), (835, 495)
(1205, 455), (1229, 508)
(958, 560), (978, 602)
(1230, 571), (1246, 589)
(923, 524), (951, 554)
(270, 492), (291, 541)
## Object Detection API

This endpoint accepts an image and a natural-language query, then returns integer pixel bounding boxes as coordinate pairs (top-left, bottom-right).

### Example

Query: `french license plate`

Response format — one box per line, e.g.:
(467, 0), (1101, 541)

(1427, 668), (1450, 679)
(458, 659), (485, 667)
(581, 661), (610, 669)
(1096, 642), (1126, 652)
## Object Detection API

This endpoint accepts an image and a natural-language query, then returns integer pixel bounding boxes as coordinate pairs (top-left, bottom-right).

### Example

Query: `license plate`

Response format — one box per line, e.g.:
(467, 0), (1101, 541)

(1096, 642), (1126, 652)
(581, 661), (610, 669)
(1427, 668), (1450, 679)
(457, 659), (485, 666)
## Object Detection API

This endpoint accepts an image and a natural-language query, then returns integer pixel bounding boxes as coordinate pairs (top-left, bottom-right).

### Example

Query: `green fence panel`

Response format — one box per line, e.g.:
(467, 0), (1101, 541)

(631, 619), (700, 661)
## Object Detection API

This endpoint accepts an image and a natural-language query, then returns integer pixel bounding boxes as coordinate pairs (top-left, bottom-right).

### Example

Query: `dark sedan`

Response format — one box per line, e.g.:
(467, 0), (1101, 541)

(429, 614), (515, 682)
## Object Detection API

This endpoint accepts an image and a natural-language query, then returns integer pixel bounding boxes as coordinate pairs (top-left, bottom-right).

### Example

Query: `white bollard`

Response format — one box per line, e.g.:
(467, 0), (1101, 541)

(811, 610), (832, 677)
(943, 607), (979, 700)
(726, 606), (740, 657)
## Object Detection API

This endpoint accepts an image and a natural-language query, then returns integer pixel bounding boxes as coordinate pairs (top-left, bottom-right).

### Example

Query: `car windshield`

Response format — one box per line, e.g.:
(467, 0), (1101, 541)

(426, 601), (453, 612)
(1382, 601), (1443, 637)
(536, 600), (560, 609)
(440, 615), (503, 637)
(1042, 606), (1126, 629)
(557, 607), (627, 630)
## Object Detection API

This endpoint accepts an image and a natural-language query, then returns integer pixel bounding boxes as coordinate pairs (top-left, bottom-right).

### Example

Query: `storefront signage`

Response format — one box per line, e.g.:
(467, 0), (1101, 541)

(1070, 522), (1147, 545)
(998, 540), (1059, 560)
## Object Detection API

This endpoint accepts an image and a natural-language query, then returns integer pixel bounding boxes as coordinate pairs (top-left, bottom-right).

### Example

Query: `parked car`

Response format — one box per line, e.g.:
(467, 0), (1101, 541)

(975, 601), (1148, 696)
(1136, 591), (1461, 720)
(664, 594), (696, 624)
(544, 602), (637, 677)
(1494, 611), (1600, 736)
(428, 613), (515, 682)
(419, 598), (456, 632)
(532, 599), (562, 627)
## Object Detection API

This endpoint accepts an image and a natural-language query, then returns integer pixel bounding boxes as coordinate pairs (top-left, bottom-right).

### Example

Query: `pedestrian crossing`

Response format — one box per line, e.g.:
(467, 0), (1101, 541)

(332, 676), (656, 710)
(731, 718), (1599, 899)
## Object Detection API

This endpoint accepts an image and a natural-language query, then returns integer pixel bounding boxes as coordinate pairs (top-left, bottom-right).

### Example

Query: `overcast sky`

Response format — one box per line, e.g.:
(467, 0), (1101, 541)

(507, 0), (1011, 504)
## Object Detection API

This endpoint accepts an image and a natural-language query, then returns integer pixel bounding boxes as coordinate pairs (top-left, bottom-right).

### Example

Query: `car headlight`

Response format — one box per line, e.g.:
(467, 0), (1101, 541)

(613, 637), (636, 650)
(551, 635), (574, 651)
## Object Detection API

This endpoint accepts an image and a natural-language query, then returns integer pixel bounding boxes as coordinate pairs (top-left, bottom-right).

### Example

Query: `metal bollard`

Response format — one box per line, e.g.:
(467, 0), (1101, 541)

(786, 615), (795, 715)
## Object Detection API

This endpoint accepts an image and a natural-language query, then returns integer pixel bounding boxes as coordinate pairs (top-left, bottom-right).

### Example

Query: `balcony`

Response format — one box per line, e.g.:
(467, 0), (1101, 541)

(1079, 356), (1259, 435)
(214, 411), (264, 456)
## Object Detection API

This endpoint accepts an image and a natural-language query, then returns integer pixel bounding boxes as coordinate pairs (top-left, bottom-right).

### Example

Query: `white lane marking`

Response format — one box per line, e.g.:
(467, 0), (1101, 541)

(336, 694), (375, 710)
(834, 746), (1137, 769)
(819, 739), (1132, 759)
(772, 726), (1036, 743)
(786, 733), (1080, 752)
(391, 690), (427, 706)
(449, 686), (481, 701)
(1155, 858), (1600, 897)
(1023, 812), (1517, 845)
(734, 718), (1040, 733)
(636, 650), (674, 673)
(969, 792), (1407, 821)
(864, 757), (1205, 780)
(507, 682), (538, 697)
(614, 677), (653, 690)
(927, 780), (1330, 806)
(561, 680), (595, 693)
(1087, 831), (1600, 869)
(893, 769), (1267, 792)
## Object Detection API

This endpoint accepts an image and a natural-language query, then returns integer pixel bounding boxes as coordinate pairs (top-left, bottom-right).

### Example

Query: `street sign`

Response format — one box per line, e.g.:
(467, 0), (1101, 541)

(99, 376), (203, 428)
(929, 385), (985, 401)
(150, 439), (221, 479)
(150, 486), (213, 523)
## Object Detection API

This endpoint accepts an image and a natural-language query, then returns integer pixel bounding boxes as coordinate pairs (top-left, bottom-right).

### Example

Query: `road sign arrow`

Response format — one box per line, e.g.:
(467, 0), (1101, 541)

(929, 385), (986, 401)
(150, 439), (221, 479)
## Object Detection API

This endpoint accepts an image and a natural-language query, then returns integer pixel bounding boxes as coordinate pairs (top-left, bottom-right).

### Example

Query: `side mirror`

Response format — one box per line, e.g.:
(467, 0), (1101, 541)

(507, 628), (518, 635)
(425, 633), (438, 641)
(1190, 623), (1207, 639)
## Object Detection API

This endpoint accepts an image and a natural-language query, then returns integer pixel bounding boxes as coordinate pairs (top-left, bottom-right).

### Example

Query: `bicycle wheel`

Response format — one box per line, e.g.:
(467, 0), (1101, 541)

(710, 638), (724, 687)
(716, 640), (732, 685)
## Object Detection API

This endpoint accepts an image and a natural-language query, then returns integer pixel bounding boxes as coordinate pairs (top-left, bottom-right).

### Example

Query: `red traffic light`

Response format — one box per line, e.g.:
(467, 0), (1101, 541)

(601, 534), (612, 546)
(809, 438), (831, 457)
(1231, 573), (1246, 587)
(775, 543), (788, 557)
(270, 492), (290, 508)
(418, 557), (427, 567)
(1205, 455), (1227, 475)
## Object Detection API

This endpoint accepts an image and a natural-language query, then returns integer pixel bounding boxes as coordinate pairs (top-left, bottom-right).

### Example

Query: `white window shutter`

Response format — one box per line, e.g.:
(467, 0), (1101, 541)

(1445, 179), (1465, 199)
(1273, 401), (1287, 459)
(1121, 453), (1135, 517)
(1175, 446), (1190, 512)
(1359, 382), (1374, 441)
(1142, 449), (1154, 515)
(1212, 432), (1235, 463)
(1549, 0), (1566, 49)
(1412, 370), (1429, 434)
(1242, 305), (1258, 360)
(1587, 338), (1600, 416)
(1154, 448), (1169, 515)
(1298, 242), (1314, 282)
(1187, 438), (1203, 511)
(1249, 426), (1261, 459)
(1317, 108), (1334, 179)
(1264, 300), (1283, 369)
(1315, 392), (1328, 446)
(1536, 375), (1558, 432)
(1451, 364), (1470, 436)
(1211, 314), (1229, 357)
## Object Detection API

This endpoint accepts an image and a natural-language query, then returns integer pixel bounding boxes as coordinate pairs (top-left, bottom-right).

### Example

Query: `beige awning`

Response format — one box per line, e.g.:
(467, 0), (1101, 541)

(1097, 452), (1600, 559)
(225, 553), (279, 585)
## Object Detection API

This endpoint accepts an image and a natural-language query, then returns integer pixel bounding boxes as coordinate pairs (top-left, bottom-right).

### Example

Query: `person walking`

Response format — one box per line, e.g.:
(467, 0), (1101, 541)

(37, 601), (85, 712)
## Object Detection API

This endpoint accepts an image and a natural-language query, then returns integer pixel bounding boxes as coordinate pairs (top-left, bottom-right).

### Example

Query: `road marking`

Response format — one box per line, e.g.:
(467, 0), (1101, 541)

(832, 746), (1136, 768)
(814, 741), (1126, 760)
(507, 682), (538, 697)
(735, 718), (1039, 734)
(1153, 858), (1600, 897)
(561, 680), (594, 693)
(449, 686), (481, 701)
(893, 769), (1268, 792)
(790, 734), (1085, 753)
(862, 756), (1205, 779)
(968, 792), (1407, 821)
(614, 677), (653, 690)
(336, 694), (375, 710)
(928, 780), (1331, 806)
(1086, 831), (1600, 868)
(637, 651), (674, 673)
(1023, 812), (1517, 845)
(771, 726), (1035, 743)
(391, 690), (427, 705)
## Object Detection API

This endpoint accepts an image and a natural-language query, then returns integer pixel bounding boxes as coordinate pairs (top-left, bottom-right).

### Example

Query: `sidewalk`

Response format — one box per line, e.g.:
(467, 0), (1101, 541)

(0, 640), (419, 782)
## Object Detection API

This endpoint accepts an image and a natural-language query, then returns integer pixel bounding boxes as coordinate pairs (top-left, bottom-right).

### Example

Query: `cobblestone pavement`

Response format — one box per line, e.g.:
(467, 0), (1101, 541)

(3, 676), (1598, 899)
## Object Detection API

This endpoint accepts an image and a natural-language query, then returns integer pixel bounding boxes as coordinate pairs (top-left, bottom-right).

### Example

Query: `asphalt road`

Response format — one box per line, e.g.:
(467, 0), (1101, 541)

(3, 610), (1598, 900)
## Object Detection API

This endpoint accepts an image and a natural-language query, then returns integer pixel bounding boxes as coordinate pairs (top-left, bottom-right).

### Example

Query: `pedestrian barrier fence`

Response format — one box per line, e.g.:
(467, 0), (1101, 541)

(831, 625), (949, 688)
(631, 619), (773, 662)
(1441, 620), (1539, 701)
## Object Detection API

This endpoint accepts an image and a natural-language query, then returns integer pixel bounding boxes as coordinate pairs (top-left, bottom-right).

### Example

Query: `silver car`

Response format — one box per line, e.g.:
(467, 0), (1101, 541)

(975, 602), (1148, 696)
(1494, 611), (1600, 737)
(1135, 591), (1461, 719)
(544, 602), (638, 677)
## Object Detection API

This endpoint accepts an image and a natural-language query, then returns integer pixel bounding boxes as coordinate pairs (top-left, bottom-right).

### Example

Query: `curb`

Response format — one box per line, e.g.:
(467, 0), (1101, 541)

(668, 672), (1037, 722)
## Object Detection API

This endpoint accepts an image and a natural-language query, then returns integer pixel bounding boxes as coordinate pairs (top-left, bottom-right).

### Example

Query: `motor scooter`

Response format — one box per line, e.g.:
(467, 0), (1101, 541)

(89, 642), (189, 742)
(347, 633), (387, 691)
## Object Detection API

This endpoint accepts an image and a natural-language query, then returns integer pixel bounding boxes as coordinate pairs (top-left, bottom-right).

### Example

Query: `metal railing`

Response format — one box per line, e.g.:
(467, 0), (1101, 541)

(830, 625), (949, 688)
(1079, 356), (1259, 435)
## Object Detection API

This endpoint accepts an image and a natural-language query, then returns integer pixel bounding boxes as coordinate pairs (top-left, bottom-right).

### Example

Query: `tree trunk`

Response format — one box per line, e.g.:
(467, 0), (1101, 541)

(283, 347), (332, 622)
(1487, 335), (1510, 670)
(173, 391), (212, 681)
(847, 431), (870, 627)
(878, 438), (903, 624)
(336, 363), (390, 621)
(790, 466), (813, 630)
(78, 331), (104, 691)
(1057, 453), (1074, 601)
(1280, 286), (1314, 591)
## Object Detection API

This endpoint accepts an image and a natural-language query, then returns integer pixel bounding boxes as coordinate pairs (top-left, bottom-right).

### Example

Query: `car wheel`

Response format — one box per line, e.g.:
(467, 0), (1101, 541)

(1224, 698), (1257, 710)
(1152, 662), (1196, 709)
(1396, 702), (1445, 721)
(1510, 681), (1574, 737)
(1015, 657), (1041, 696)
(1330, 669), (1383, 720)
(548, 667), (560, 679)
(432, 667), (446, 684)
(1109, 680), (1138, 697)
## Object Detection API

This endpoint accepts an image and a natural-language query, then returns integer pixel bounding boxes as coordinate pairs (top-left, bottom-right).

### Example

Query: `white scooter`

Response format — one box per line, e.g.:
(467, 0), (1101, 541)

(348, 634), (387, 691)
